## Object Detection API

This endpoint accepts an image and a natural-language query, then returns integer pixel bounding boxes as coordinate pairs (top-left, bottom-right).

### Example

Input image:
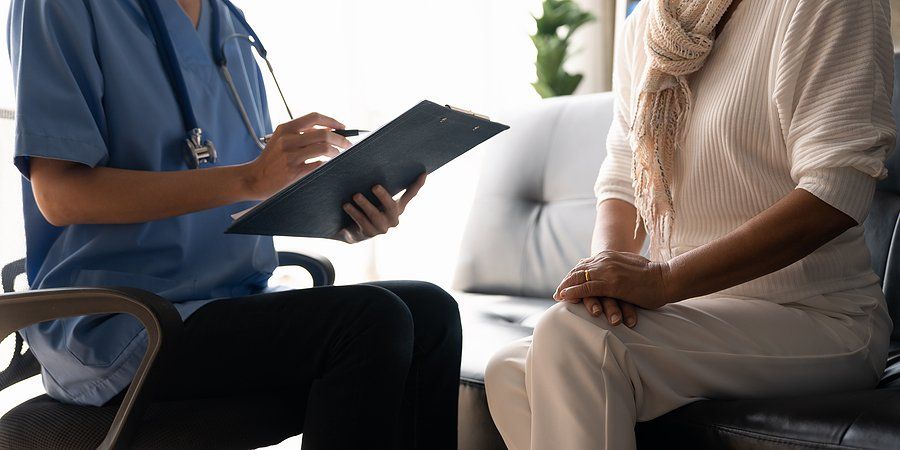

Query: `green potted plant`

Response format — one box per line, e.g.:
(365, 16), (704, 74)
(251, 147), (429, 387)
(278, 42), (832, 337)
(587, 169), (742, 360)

(531, 0), (596, 98)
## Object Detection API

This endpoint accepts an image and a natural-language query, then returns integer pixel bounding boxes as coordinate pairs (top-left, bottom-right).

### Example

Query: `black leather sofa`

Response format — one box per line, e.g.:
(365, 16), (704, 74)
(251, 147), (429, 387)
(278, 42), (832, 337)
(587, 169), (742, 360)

(452, 55), (900, 449)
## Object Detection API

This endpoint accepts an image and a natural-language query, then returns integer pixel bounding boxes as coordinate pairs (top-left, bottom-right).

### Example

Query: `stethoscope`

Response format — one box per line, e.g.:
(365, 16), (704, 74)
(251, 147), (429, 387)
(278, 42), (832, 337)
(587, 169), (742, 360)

(137, 0), (293, 169)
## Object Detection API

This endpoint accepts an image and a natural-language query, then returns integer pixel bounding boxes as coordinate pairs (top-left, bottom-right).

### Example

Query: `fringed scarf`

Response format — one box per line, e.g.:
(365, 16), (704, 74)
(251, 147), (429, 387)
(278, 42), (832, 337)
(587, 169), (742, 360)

(631, 0), (733, 260)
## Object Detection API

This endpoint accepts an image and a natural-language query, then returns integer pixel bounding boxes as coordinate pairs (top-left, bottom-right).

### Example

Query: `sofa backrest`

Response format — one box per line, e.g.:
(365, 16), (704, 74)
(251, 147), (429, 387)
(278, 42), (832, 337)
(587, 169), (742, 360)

(453, 93), (615, 298)
(863, 53), (900, 342)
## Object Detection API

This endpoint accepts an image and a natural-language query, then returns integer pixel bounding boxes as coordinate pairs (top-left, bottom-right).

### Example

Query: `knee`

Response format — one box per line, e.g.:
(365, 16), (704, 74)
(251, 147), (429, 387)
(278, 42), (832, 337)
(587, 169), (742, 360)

(359, 285), (414, 328)
(412, 282), (462, 355)
(415, 282), (462, 338)
(342, 285), (415, 351)
(375, 281), (459, 315)
(373, 281), (462, 346)
(532, 302), (611, 352)
(484, 340), (528, 395)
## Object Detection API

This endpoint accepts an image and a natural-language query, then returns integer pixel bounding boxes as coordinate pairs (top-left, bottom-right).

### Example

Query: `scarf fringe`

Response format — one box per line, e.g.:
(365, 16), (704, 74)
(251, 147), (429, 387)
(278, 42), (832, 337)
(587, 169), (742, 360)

(631, 0), (733, 261)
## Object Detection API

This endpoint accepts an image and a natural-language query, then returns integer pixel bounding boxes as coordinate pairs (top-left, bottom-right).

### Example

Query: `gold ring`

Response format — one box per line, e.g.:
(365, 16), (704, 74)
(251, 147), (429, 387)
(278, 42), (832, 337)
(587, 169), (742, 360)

(584, 271), (591, 282)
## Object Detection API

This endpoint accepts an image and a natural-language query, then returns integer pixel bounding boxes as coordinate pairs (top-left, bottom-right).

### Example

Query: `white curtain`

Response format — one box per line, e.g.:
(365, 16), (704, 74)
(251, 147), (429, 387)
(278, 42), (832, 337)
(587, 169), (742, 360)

(572, 0), (618, 93)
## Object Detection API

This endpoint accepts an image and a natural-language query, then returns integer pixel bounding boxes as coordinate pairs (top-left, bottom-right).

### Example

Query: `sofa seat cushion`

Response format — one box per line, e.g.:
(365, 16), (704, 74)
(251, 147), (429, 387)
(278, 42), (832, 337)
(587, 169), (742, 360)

(635, 388), (900, 449)
(455, 292), (550, 450)
(455, 291), (553, 384)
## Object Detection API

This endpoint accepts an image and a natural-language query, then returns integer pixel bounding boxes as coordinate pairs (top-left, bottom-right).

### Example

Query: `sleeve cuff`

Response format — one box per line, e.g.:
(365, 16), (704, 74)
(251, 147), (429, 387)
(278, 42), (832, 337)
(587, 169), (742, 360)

(796, 166), (876, 224)
(595, 181), (635, 207)
(14, 131), (108, 179)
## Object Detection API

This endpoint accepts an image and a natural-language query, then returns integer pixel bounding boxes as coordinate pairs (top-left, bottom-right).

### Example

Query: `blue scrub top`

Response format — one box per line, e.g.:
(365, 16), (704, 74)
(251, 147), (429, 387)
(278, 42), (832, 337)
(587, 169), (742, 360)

(8, 0), (277, 406)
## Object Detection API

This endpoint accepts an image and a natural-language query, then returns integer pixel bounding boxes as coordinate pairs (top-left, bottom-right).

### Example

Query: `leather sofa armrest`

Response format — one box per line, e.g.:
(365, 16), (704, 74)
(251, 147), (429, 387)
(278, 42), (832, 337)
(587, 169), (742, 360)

(0, 287), (184, 450)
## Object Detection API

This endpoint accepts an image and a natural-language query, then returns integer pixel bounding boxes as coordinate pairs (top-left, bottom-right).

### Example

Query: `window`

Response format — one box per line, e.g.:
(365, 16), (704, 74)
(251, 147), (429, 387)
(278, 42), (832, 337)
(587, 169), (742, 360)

(230, 1), (543, 286)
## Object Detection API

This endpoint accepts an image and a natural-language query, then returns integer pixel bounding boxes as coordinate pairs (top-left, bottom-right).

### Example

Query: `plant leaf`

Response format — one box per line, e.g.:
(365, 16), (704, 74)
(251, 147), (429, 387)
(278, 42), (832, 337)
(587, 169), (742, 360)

(533, 81), (557, 99)
(532, 0), (594, 98)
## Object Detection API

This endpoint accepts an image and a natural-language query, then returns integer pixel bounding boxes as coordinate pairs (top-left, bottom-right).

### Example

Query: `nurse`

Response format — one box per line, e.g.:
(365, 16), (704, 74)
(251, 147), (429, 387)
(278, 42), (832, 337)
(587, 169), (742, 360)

(8, 1), (462, 449)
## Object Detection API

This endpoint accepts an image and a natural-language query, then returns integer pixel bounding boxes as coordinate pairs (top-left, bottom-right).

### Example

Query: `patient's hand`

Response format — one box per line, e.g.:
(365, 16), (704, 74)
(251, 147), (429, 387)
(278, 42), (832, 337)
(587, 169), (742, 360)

(580, 296), (639, 328)
(553, 251), (672, 324)
(335, 173), (427, 244)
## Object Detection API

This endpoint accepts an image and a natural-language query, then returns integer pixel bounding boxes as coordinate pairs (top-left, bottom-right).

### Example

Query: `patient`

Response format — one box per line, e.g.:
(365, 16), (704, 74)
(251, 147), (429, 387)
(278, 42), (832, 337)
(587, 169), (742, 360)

(485, 0), (895, 448)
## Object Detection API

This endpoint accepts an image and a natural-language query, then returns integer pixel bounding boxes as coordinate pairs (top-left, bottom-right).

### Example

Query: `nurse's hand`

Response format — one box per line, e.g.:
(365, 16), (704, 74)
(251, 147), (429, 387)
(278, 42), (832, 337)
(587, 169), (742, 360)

(553, 250), (672, 312)
(335, 174), (427, 244)
(242, 113), (352, 200)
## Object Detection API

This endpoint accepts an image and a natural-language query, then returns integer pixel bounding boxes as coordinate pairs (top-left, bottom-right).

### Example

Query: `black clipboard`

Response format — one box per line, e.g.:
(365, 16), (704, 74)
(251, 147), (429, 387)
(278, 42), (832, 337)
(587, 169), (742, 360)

(226, 100), (510, 238)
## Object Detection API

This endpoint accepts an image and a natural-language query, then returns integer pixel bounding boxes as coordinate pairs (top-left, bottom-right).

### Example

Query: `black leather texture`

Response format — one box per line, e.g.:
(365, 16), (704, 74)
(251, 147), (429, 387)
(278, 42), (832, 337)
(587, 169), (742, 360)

(228, 101), (509, 238)
(865, 191), (900, 342)
(635, 389), (900, 449)
(453, 55), (900, 449)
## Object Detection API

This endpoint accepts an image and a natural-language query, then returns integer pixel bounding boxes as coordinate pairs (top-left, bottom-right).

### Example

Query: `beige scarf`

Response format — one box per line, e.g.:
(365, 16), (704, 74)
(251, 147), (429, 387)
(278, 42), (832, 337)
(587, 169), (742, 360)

(631, 0), (733, 259)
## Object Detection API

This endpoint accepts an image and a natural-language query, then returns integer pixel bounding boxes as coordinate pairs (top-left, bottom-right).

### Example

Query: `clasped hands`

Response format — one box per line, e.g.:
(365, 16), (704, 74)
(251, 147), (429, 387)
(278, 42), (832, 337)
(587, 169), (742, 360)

(553, 251), (672, 328)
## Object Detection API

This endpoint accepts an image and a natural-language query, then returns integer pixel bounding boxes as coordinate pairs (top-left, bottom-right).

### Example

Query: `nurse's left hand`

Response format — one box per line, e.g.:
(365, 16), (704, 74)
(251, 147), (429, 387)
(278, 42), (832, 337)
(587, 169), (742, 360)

(335, 173), (427, 244)
(554, 251), (673, 310)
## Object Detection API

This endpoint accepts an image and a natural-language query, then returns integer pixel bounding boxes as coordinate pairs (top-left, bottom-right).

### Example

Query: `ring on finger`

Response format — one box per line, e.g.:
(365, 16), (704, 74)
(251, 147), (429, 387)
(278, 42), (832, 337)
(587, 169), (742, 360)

(584, 270), (591, 282)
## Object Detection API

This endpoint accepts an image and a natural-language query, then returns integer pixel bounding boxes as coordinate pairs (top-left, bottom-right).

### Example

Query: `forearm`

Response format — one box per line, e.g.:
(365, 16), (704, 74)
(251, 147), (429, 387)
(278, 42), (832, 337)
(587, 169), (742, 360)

(28, 114), (352, 227)
(664, 188), (858, 302)
(31, 160), (255, 226)
(591, 199), (646, 255)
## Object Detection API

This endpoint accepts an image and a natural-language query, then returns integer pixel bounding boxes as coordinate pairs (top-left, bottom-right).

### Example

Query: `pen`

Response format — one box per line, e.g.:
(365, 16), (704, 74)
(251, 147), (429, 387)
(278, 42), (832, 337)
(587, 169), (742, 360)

(331, 129), (370, 137)
(260, 129), (370, 145)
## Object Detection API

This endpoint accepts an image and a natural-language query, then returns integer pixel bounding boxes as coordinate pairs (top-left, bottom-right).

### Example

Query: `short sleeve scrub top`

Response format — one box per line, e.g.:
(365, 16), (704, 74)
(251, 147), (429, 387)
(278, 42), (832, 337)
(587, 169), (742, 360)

(8, 0), (276, 406)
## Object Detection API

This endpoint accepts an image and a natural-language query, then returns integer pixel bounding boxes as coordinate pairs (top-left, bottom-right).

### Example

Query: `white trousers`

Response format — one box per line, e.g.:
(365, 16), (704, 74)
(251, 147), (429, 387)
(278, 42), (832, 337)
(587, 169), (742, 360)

(484, 286), (891, 450)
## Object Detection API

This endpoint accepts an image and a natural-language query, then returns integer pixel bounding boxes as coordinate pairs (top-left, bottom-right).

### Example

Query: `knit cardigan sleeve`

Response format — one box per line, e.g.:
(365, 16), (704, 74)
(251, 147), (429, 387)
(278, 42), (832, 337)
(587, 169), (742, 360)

(776, 0), (895, 223)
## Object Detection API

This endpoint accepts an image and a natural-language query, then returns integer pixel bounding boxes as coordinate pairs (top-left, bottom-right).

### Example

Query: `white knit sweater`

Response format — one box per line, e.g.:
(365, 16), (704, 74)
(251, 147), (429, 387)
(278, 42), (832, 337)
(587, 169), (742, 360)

(596, 0), (897, 310)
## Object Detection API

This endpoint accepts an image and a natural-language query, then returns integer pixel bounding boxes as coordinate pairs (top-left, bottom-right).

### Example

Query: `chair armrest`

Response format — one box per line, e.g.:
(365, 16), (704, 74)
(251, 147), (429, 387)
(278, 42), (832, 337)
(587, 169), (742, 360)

(0, 287), (184, 450)
(278, 251), (335, 286)
(1, 258), (25, 293)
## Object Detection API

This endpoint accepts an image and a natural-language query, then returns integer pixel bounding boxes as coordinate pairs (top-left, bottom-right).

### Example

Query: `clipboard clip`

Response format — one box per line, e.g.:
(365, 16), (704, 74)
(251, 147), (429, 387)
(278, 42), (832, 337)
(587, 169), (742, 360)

(445, 105), (491, 121)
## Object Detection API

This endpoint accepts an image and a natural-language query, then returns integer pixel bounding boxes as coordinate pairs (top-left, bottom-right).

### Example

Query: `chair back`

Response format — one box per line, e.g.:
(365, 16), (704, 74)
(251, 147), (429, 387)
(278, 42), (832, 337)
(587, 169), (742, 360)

(0, 259), (41, 392)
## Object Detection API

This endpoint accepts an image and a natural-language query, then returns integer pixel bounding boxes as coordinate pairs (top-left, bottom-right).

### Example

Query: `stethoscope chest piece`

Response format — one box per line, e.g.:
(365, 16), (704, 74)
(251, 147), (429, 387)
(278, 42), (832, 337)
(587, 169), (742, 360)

(185, 128), (217, 169)
(139, 0), (283, 169)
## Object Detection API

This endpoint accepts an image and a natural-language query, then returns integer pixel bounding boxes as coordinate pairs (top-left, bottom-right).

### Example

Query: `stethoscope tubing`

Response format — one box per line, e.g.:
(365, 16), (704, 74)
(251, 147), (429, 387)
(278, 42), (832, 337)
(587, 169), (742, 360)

(218, 33), (295, 151)
(218, 64), (264, 151)
(139, 0), (292, 158)
(210, 0), (296, 147)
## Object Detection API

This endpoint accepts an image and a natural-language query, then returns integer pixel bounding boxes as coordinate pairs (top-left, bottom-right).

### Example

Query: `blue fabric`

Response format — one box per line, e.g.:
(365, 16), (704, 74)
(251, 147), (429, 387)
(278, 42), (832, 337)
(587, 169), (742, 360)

(8, 0), (277, 406)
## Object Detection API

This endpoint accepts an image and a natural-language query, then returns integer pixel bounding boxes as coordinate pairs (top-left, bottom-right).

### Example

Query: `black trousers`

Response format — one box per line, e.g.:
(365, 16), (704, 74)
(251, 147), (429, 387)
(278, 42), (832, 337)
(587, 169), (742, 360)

(145, 281), (462, 450)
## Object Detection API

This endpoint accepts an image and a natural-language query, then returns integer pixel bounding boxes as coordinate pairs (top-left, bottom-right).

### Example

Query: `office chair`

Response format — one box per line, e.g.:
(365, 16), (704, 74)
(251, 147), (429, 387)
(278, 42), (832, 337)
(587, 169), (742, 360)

(0, 252), (335, 449)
